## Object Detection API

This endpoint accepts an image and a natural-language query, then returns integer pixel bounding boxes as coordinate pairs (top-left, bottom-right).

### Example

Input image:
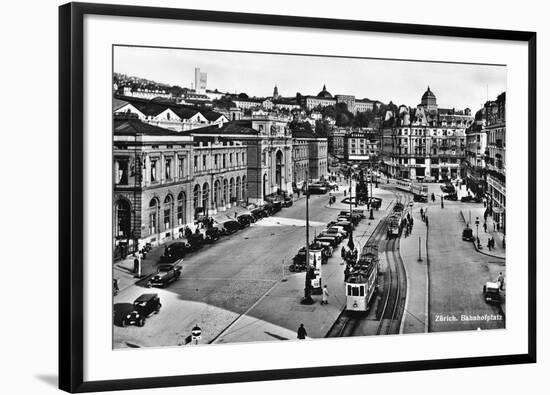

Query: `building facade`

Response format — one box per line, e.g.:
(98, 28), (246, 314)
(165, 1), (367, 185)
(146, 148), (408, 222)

(291, 130), (329, 188)
(113, 116), (195, 258)
(380, 88), (474, 181)
(485, 92), (506, 231)
(464, 107), (488, 196)
(343, 128), (379, 162)
(328, 128), (347, 158)
(191, 137), (248, 217)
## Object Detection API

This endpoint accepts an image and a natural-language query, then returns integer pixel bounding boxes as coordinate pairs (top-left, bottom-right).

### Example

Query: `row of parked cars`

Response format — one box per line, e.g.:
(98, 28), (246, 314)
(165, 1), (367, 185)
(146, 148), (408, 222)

(289, 209), (364, 272)
(158, 200), (289, 267)
(308, 180), (339, 195)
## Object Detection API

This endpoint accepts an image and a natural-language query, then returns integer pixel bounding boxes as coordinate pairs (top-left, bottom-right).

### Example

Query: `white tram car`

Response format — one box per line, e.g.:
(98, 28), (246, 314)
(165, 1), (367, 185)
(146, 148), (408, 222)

(345, 244), (379, 312)
(394, 179), (428, 200)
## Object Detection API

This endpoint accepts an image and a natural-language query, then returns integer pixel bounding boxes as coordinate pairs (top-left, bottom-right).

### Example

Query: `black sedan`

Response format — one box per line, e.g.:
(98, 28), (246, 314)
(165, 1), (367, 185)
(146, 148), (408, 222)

(222, 220), (240, 235)
(205, 227), (222, 243)
(237, 213), (254, 228)
(147, 263), (181, 288)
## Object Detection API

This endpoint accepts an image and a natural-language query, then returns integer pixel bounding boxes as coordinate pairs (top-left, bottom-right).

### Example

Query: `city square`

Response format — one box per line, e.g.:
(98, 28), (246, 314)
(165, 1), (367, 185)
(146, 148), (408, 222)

(112, 47), (506, 348)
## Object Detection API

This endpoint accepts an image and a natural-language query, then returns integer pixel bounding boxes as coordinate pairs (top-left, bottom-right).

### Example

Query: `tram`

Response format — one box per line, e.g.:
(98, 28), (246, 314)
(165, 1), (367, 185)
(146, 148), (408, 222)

(387, 202), (404, 238)
(393, 179), (429, 201)
(345, 243), (379, 312)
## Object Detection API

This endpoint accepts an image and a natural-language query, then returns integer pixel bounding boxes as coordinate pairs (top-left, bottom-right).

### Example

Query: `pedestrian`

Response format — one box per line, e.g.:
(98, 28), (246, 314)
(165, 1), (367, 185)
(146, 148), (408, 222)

(425, 216), (429, 227)
(497, 272), (505, 290)
(431, 193), (435, 202)
(487, 239), (492, 251)
(322, 285), (329, 305)
(483, 222), (487, 233)
(420, 207), (424, 219)
(297, 323), (307, 339)
(133, 256), (139, 274)
(344, 190), (347, 197)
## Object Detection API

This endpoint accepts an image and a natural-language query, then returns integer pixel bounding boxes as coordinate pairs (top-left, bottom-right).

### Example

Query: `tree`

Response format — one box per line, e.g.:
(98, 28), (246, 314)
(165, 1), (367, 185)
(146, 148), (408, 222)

(213, 96), (236, 109)
(315, 119), (331, 137)
(238, 92), (249, 99)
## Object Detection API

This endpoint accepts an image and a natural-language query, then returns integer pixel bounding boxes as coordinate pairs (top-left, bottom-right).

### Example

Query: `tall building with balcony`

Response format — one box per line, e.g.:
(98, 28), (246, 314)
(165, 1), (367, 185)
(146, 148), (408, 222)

(380, 88), (473, 181)
(484, 92), (506, 231)
(464, 107), (488, 196)
(291, 130), (328, 189)
(328, 128), (347, 159)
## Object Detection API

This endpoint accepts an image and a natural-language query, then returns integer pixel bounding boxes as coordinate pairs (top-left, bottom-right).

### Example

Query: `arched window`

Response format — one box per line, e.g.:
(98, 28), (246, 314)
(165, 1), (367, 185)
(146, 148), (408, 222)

(242, 175), (246, 200)
(223, 179), (228, 205)
(163, 195), (173, 231)
(229, 177), (235, 202)
(177, 192), (186, 225)
(193, 184), (201, 212)
(202, 182), (210, 211)
(115, 199), (131, 238)
(148, 198), (159, 235)
(214, 180), (220, 207)
(236, 176), (241, 200)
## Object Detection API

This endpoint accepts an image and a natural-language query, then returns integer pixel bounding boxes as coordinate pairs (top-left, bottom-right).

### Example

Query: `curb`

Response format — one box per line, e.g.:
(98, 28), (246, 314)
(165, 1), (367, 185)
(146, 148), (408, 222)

(459, 211), (505, 260)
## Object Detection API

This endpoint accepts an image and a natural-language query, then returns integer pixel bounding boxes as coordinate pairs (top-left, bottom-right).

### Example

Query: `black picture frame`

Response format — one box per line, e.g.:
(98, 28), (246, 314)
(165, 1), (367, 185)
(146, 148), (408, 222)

(59, 2), (537, 393)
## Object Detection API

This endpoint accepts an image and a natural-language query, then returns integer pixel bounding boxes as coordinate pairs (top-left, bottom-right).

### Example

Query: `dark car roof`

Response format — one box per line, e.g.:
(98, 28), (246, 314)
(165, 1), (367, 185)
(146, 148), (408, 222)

(134, 293), (158, 302)
(224, 219), (239, 224)
(169, 242), (187, 248)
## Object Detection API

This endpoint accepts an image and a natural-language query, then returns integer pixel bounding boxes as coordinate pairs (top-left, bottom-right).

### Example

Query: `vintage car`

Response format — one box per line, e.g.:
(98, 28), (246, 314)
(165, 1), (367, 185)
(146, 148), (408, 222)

(147, 263), (182, 288)
(461, 195), (483, 203)
(335, 220), (353, 232)
(251, 207), (268, 220)
(186, 233), (205, 252)
(367, 197), (383, 209)
(264, 201), (282, 215)
(483, 282), (501, 304)
(444, 192), (458, 201)
(122, 294), (161, 327)
(326, 226), (348, 239)
(313, 240), (334, 257)
(237, 213), (254, 228)
(413, 194), (428, 202)
(319, 230), (342, 243)
(222, 220), (240, 235)
(205, 226), (222, 243)
(441, 183), (456, 194)
(462, 227), (474, 241)
(159, 242), (187, 263)
(282, 196), (293, 207)
(315, 235), (339, 248)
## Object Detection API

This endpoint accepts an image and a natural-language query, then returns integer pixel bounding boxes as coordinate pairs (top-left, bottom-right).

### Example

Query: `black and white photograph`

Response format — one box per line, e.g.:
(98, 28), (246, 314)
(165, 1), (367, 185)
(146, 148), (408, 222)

(112, 46), (507, 348)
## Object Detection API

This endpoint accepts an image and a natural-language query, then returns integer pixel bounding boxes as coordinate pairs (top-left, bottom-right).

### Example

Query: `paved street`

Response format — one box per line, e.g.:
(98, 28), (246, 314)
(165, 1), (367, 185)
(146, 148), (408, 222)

(113, 182), (390, 347)
(420, 183), (505, 332)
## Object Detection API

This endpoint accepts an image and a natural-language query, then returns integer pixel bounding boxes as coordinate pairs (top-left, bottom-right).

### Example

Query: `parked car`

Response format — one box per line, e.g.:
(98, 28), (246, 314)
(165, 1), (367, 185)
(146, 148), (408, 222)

(282, 196), (293, 207)
(441, 183), (456, 194)
(483, 282), (501, 304)
(314, 240), (334, 257)
(205, 226), (222, 243)
(308, 184), (329, 194)
(444, 193), (458, 201)
(147, 263), (181, 288)
(413, 194), (428, 202)
(315, 235), (339, 248)
(326, 226), (347, 239)
(461, 195), (483, 203)
(251, 207), (267, 221)
(319, 230), (342, 243)
(237, 213), (254, 228)
(264, 202), (282, 215)
(462, 227), (474, 241)
(122, 294), (161, 327)
(159, 242), (187, 263)
(335, 220), (353, 232)
(222, 220), (240, 235)
(186, 233), (205, 252)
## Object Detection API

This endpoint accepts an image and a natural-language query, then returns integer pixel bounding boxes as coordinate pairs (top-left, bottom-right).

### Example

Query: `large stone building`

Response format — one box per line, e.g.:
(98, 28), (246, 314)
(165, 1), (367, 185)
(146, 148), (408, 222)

(113, 116), (194, 258)
(304, 85), (377, 114)
(380, 87), (474, 181)
(188, 116), (295, 204)
(484, 92), (506, 231)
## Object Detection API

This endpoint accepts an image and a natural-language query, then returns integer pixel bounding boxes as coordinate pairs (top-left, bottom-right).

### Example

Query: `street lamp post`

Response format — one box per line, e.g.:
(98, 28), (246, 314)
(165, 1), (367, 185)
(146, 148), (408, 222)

(301, 170), (314, 305)
(475, 217), (480, 247)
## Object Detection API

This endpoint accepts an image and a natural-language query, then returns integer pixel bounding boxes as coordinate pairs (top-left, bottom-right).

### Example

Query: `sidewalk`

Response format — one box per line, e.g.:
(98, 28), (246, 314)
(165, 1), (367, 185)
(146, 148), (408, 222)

(399, 207), (429, 334)
(213, 190), (396, 343)
(459, 207), (505, 260)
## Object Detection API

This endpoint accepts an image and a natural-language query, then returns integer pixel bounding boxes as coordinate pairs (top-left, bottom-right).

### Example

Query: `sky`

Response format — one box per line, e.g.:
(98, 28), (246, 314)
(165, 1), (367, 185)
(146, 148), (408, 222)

(114, 45), (506, 111)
